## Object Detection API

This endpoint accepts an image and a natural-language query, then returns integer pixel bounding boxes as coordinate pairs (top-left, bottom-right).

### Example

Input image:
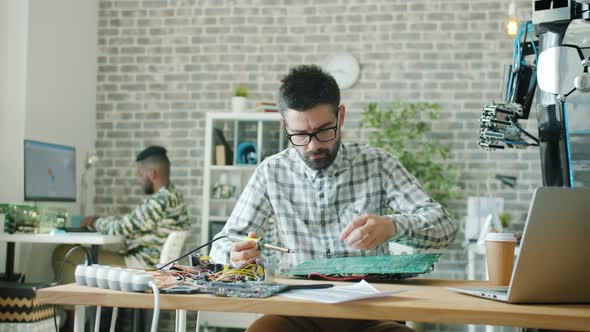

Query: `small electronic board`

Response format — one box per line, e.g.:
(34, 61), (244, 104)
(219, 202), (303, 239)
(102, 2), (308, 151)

(161, 282), (333, 298)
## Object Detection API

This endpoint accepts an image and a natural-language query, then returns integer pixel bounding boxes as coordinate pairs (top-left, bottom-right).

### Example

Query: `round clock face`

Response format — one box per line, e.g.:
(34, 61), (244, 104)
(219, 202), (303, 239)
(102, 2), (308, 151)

(323, 53), (360, 89)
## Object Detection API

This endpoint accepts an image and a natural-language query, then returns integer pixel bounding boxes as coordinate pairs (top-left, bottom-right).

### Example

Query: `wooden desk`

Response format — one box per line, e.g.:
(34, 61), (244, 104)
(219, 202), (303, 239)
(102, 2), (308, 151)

(37, 278), (590, 331)
(0, 233), (124, 281)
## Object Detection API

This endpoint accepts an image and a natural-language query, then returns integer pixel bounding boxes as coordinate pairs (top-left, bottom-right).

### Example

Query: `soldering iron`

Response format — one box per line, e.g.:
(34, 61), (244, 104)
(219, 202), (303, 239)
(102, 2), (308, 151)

(228, 235), (293, 254)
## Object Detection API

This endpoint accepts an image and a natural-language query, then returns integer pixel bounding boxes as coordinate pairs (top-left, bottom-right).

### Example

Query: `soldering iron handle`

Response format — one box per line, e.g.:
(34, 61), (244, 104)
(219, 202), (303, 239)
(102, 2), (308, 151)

(228, 235), (263, 249)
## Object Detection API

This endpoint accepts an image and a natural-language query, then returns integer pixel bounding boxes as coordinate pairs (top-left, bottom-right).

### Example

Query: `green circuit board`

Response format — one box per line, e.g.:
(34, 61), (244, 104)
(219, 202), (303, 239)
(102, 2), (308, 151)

(287, 254), (442, 276)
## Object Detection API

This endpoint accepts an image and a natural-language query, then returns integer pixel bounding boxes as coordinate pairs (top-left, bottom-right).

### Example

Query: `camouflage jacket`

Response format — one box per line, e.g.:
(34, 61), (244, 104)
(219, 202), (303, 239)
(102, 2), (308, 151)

(95, 184), (189, 267)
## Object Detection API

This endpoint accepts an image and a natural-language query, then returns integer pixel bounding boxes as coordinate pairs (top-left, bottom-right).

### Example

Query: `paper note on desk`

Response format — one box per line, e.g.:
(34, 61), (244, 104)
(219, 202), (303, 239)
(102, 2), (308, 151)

(280, 280), (408, 303)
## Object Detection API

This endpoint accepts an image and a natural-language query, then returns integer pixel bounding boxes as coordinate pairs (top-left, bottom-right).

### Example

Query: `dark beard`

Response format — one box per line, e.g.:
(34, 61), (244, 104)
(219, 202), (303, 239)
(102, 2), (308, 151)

(299, 138), (341, 170)
(142, 181), (154, 195)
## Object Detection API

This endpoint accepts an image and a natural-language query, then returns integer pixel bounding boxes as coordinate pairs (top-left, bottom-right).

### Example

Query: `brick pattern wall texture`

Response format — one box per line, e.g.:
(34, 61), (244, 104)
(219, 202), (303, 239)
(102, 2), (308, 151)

(95, 1), (536, 330)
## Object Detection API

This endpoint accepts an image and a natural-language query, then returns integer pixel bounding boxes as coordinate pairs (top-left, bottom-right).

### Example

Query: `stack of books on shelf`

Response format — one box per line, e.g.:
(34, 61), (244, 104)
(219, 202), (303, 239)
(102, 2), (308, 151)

(256, 102), (278, 112)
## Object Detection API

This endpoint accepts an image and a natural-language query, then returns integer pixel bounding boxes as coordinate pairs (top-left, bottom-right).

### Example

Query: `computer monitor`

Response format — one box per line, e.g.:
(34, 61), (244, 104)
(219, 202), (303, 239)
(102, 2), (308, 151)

(24, 139), (76, 202)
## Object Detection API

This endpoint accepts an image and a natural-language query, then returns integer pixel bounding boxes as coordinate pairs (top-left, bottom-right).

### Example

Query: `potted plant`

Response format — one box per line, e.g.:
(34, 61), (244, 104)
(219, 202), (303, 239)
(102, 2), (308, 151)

(498, 212), (511, 231)
(232, 86), (249, 113)
(361, 101), (461, 210)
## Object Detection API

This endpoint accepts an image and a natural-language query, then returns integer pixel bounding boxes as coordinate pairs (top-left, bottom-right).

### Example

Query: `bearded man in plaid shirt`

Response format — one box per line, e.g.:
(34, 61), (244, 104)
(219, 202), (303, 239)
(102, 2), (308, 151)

(211, 65), (457, 332)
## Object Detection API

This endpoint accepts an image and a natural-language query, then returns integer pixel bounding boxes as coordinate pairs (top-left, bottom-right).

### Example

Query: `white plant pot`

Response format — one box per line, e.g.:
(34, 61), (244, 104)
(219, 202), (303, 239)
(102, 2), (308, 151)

(232, 96), (247, 113)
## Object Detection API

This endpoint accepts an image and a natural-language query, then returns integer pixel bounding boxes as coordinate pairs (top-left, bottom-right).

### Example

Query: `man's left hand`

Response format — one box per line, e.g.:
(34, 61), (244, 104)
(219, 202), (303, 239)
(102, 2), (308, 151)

(340, 214), (397, 250)
(81, 216), (100, 230)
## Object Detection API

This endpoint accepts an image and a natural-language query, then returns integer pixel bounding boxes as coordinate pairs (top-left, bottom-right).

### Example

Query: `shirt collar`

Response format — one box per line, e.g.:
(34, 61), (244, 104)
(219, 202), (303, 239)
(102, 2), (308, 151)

(155, 184), (171, 195)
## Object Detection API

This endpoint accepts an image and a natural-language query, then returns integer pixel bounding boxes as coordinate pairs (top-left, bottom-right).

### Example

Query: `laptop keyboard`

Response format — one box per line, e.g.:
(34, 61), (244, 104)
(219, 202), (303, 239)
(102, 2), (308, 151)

(64, 227), (92, 233)
(464, 287), (508, 295)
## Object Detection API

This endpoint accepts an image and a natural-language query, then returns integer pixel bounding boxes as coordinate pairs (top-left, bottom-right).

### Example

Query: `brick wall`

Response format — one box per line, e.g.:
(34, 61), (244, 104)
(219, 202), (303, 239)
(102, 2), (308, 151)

(95, 1), (537, 330)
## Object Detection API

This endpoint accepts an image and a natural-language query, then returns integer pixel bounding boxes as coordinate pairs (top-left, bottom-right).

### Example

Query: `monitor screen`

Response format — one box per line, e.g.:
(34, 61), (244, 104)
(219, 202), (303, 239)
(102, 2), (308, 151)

(24, 139), (76, 202)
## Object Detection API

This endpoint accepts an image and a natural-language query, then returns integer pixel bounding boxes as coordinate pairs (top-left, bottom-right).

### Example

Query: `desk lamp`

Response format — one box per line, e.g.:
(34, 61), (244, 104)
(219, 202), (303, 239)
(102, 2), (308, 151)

(80, 153), (99, 216)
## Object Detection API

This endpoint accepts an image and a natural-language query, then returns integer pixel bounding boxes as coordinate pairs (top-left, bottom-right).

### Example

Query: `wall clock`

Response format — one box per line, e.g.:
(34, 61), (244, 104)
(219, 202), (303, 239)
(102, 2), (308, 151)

(322, 53), (360, 89)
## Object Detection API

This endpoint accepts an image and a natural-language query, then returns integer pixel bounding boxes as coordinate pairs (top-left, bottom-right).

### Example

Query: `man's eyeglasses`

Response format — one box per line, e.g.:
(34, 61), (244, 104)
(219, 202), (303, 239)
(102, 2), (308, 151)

(284, 112), (340, 147)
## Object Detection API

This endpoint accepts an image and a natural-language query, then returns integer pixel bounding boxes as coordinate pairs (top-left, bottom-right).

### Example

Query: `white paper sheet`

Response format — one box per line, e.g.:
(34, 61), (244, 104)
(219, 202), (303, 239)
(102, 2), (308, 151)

(280, 280), (408, 303)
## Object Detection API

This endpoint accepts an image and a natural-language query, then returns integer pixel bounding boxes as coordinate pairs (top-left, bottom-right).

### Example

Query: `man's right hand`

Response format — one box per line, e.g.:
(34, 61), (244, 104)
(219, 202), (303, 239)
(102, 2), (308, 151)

(230, 231), (261, 266)
(80, 216), (99, 230)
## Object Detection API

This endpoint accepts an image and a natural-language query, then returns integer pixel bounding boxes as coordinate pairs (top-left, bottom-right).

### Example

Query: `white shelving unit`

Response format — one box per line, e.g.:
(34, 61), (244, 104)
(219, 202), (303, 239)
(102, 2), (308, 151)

(199, 112), (285, 330)
(201, 112), (285, 247)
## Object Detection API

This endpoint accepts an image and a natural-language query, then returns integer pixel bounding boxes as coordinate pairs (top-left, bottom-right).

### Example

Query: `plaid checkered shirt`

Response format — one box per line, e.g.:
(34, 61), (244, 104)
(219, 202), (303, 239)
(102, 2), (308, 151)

(210, 143), (457, 272)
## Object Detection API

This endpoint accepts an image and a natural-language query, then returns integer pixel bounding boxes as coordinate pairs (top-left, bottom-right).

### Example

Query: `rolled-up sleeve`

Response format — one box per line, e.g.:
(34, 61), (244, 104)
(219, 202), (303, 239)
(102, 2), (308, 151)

(382, 156), (457, 249)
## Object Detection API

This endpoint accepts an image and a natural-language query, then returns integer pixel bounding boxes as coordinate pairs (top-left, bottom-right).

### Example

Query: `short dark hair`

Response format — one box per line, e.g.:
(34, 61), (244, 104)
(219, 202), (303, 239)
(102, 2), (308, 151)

(277, 65), (340, 114)
(136, 145), (169, 165)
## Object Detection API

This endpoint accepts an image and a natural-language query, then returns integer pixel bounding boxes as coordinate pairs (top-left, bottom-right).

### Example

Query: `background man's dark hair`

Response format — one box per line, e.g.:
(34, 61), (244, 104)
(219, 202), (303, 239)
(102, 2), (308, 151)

(136, 145), (170, 166)
(277, 65), (340, 115)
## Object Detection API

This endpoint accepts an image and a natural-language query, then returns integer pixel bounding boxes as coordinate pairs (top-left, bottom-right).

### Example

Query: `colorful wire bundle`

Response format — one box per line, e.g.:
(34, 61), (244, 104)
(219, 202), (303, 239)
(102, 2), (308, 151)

(153, 270), (185, 288)
(211, 259), (265, 282)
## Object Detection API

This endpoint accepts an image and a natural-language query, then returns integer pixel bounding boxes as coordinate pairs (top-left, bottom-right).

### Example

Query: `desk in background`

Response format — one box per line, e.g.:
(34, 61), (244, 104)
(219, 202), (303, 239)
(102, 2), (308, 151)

(37, 278), (590, 332)
(0, 233), (124, 281)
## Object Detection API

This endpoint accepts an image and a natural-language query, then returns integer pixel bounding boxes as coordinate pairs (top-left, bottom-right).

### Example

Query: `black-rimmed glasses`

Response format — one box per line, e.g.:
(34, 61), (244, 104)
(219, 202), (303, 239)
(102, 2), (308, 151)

(285, 113), (340, 147)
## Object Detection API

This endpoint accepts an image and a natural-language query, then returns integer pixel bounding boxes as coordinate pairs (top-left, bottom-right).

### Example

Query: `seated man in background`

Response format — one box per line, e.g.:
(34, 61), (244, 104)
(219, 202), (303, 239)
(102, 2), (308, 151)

(53, 145), (189, 278)
(210, 65), (457, 332)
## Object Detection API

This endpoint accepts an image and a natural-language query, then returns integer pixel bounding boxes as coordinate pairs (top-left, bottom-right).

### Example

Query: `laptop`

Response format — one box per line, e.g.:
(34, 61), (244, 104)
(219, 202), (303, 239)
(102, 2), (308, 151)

(449, 187), (590, 303)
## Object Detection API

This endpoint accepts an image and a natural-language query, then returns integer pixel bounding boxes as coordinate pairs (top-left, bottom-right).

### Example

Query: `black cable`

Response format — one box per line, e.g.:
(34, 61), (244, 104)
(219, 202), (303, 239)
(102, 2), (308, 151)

(157, 236), (228, 270)
(54, 245), (92, 332)
(565, 88), (578, 98)
(513, 121), (540, 145)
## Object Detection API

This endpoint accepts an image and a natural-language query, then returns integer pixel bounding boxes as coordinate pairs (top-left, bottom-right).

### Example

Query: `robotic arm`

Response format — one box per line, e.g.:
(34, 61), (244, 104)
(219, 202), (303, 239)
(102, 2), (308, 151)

(480, 0), (590, 187)
(480, 20), (539, 150)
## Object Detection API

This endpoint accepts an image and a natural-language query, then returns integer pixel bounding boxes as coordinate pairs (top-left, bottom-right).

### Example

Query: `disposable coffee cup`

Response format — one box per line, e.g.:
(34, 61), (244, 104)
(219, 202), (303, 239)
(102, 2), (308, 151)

(485, 233), (517, 286)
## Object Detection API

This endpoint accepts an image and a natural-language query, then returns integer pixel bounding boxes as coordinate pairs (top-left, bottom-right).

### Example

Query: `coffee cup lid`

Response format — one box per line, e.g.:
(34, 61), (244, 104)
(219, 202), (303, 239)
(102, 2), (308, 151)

(485, 232), (516, 242)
